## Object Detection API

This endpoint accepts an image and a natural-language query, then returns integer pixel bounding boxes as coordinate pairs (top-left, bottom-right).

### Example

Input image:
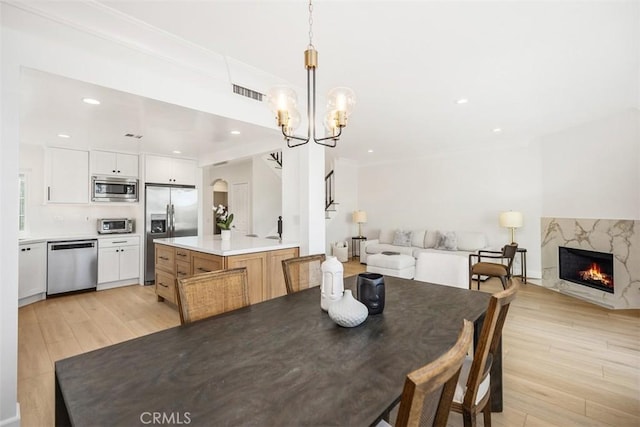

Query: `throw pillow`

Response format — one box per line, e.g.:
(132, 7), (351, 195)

(423, 230), (441, 248)
(411, 229), (426, 248)
(392, 230), (412, 247)
(438, 231), (458, 251)
(379, 229), (395, 244)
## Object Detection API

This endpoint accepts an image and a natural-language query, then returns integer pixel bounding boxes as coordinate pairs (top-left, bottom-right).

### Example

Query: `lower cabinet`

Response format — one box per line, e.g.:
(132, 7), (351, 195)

(98, 236), (140, 286)
(18, 241), (47, 306)
(154, 244), (299, 307)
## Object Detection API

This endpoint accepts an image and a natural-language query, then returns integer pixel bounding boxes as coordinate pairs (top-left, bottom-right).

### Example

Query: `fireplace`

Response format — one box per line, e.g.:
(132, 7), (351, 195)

(558, 247), (614, 294)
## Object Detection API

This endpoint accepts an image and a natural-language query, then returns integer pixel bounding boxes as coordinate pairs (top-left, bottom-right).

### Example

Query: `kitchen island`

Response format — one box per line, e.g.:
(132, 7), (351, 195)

(153, 235), (299, 306)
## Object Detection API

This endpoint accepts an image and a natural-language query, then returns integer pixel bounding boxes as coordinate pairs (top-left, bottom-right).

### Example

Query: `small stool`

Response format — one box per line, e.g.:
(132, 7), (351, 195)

(367, 253), (415, 279)
(332, 242), (349, 263)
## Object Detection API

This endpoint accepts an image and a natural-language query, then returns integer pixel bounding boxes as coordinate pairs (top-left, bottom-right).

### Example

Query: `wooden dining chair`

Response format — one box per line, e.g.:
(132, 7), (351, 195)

(281, 254), (326, 294)
(468, 243), (518, 290)
(176, 267), (250, 325)
(378, 320), (474, 427)
(450, 282), (519, 427)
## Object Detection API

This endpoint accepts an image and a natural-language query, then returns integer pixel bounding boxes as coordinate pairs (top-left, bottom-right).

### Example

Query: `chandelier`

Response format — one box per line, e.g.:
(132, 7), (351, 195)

(267, 0), (356, 148)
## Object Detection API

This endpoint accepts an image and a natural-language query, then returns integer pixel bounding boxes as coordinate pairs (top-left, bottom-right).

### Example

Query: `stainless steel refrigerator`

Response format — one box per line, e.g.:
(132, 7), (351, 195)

(145, 184), (198, 284)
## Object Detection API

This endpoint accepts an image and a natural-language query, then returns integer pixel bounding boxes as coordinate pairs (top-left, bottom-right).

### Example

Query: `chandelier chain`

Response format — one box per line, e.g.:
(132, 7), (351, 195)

(308, 0), (314, 48)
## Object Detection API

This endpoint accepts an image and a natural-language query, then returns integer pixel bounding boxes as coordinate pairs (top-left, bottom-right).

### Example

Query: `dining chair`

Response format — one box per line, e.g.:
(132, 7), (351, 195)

(281, 254), (326, 294)
(378, 320), (474, 427)
(176, 267), (250, 325)
(450, 282), (519, 427)
(468, 243), (518, 290)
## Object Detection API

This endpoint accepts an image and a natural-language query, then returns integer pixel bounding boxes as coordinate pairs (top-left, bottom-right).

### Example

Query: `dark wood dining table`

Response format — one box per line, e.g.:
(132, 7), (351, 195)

(55, 276), (497, 426)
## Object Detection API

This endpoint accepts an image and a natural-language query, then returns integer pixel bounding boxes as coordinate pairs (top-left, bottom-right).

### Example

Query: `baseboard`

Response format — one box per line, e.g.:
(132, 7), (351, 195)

(0, 403), (20, 427)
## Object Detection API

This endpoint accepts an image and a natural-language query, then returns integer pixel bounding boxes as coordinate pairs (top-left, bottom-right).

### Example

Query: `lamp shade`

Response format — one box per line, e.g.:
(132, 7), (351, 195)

(352, 211), (367, 224)
(499, 211), (523, 228)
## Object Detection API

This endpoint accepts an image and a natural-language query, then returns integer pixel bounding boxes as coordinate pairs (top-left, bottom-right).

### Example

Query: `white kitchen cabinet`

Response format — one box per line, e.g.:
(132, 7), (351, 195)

(145, 155), (196, 186)
(91, 151), (139, 177)
(18, 242), (47, 303)
(98, 236), (140, 284)
(47, 147), (89, 203)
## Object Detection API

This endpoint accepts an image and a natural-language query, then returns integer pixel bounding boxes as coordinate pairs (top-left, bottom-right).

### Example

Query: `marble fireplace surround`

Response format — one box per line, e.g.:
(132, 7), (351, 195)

(541, 218), (639, 309)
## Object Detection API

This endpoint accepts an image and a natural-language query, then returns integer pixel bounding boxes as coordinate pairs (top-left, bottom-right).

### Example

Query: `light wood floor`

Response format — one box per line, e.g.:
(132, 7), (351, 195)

(17, 259), (640, 426)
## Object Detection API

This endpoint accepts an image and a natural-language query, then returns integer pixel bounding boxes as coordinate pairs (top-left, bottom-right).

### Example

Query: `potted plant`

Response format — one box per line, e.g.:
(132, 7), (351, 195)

(215, 204), (234, 240)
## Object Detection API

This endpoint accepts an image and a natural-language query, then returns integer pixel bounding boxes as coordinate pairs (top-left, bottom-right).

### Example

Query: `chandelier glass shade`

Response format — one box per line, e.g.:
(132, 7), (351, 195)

(267, 1), (355, 148)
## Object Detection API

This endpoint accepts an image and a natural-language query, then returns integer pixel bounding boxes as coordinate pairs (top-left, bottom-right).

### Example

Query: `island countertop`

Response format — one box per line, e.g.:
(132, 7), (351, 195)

(153, 234), (299, 256)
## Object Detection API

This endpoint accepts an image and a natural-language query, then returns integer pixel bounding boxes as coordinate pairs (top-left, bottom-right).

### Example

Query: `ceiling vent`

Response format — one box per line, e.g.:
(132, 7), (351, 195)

(124, 133), (143, 139)
(213, 161), (228, 167)
(232, 84), (263, 102)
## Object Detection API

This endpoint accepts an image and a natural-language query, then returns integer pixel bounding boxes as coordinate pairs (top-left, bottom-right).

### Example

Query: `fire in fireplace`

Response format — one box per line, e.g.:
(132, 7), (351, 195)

(559, 247), (614, 293)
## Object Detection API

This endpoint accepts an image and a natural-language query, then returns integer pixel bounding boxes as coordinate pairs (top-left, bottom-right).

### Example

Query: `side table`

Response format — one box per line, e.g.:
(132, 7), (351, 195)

(514, 248), (527, 283)
(351, 236), (367, 260)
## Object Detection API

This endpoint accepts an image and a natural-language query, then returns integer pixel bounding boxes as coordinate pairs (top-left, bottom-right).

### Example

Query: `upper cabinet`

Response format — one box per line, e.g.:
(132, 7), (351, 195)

(47, 147), (89, 203)
(145, 155), (197, 186)
(91, 151), (139, 178)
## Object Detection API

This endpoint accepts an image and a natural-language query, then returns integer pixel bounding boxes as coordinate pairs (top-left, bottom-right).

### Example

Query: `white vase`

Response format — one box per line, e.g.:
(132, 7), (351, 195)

(321, 256), (344, 311)
(221, 229), (231, 241)
(328, 290), (369, 327)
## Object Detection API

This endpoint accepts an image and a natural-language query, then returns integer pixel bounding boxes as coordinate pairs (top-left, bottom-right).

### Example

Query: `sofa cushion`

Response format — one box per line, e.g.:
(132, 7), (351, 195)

(392, 230), (412, 246)
(379, 229), (395, 244)
(411, 229), (426, 248)
(438, 231), (458, 251)
(424, 230), (440, 248)
(413, 247), (475, 259)
(456, 231), (488, 251)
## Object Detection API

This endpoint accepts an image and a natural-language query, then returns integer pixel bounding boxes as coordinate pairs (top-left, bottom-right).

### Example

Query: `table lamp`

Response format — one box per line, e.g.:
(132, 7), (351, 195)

(499, 211), (523, 244)
(352, 210), (367, 238)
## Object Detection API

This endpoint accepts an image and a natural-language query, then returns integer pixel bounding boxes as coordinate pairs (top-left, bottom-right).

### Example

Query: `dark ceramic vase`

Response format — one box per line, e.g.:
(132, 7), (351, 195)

(356, 273), (385, 315)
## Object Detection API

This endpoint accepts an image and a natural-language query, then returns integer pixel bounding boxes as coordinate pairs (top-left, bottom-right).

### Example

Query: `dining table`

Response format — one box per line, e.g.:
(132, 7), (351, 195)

(55, 275), (499, 426)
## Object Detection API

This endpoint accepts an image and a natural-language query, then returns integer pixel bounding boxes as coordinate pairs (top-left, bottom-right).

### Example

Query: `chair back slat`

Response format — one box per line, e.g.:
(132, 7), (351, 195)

(395, 320), (474, 427)
(462, 283), (518, 409)
(502, 243), (519, 271)
(176, 268), (250, 325)
(281, 254), (326, 294)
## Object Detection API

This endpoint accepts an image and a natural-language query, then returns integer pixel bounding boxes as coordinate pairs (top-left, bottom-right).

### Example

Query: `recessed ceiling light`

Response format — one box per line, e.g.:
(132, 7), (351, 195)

(493, 128), (502, 133)
(456, 98), (469, 105)
(82, 98), (100, 105)
(57, 134), (70, 138)
(368, 149), (373, 153)
(172, 150), (182, 154)
(230, 130), (241, 135)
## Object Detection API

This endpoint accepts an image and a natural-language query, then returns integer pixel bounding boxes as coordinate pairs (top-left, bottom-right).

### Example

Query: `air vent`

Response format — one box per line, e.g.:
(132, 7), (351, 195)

(232, 84), (263, 102)
(124, 133), (143, 139)
(213, 161), (228, 167)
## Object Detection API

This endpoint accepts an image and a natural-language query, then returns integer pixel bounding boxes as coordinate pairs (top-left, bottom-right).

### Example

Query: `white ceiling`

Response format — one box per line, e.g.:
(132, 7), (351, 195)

(20, 1), (639, 165)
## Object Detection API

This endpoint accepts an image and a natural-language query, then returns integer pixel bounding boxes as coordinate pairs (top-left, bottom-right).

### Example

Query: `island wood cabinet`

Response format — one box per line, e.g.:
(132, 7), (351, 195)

(145, 155), (196, 186)
(154, 243), (298, 306)
(91, 151), (139, 178)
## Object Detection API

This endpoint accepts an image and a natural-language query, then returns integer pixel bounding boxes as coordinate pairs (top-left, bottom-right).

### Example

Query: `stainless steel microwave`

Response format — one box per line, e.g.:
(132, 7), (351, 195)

(92, 176), (139, 202)
(97, 218), (134, 234)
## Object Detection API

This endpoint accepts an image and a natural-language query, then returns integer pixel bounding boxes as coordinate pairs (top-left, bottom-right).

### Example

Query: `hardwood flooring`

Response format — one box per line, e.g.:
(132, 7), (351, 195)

(17, 260), (640, 426)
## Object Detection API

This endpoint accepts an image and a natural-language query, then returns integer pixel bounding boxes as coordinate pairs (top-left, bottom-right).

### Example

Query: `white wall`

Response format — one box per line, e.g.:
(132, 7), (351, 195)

(358, 143), (543, 277)
(204, 161), (252, 235)
(540, 109), (640, 220)
(326, 158), (360, 256)
(251, 155), (282, 237)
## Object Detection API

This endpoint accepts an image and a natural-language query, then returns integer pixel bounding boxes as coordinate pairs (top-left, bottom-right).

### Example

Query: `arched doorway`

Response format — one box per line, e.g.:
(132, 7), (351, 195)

(212, 179), (228, 234)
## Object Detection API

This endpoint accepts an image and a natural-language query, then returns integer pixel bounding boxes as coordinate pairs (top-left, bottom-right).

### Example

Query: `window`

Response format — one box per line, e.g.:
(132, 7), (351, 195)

(18, 173), (27, 234)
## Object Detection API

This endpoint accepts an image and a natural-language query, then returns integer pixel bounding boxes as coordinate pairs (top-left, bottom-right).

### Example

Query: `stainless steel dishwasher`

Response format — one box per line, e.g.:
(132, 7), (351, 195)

(47, 239), (98, 295)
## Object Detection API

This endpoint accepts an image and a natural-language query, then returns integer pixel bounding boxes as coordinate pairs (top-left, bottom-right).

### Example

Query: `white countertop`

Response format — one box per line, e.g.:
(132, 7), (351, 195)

(153, 235), (299, 256)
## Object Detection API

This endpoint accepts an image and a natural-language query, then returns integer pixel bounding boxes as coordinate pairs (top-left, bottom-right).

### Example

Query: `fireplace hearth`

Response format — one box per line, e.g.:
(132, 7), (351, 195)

(559, 247), (614, 294)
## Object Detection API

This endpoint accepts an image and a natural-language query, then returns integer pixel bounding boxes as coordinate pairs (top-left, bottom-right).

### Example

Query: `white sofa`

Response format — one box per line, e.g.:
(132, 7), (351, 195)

(360, 229), (489, 288)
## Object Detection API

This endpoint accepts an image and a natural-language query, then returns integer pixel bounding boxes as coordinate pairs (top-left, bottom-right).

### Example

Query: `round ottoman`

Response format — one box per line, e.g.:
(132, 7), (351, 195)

(366, 253), (416, 279)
